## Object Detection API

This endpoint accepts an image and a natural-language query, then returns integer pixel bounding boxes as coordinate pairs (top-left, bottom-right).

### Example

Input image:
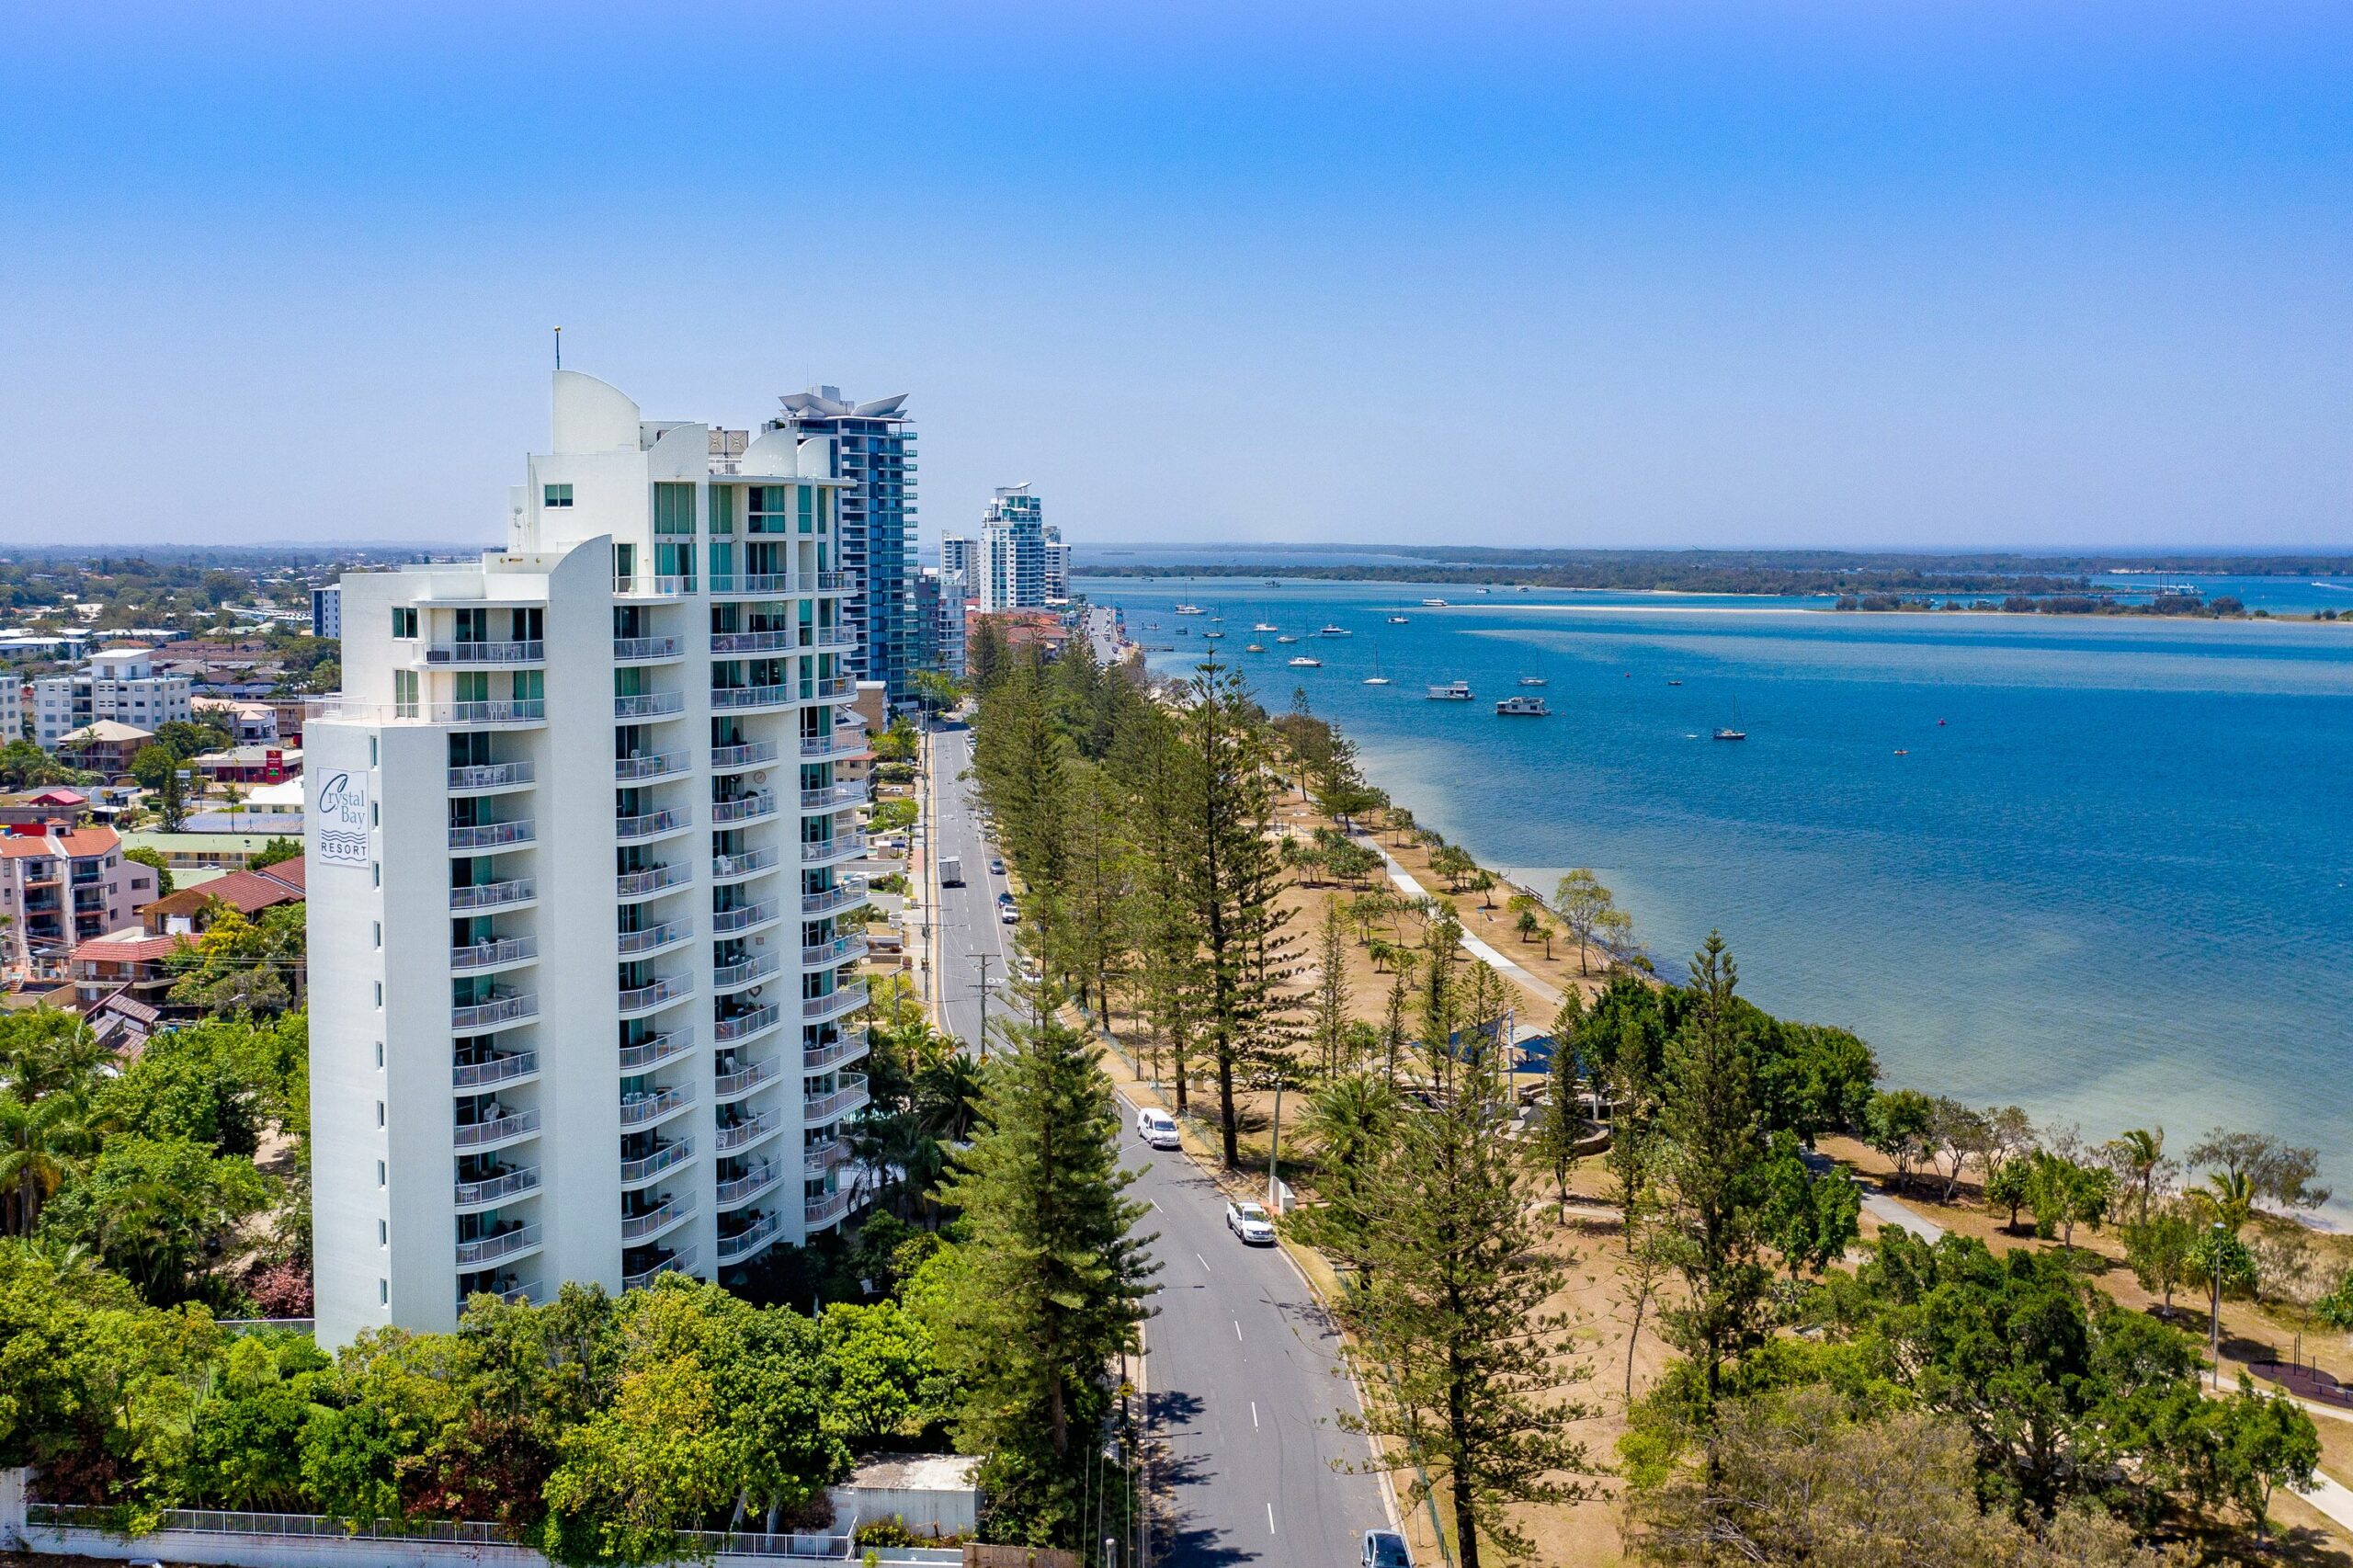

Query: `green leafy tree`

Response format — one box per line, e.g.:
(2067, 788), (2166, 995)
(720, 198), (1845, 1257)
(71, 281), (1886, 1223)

(2023, 1150), (2116, 1248)
(1862, 1088), (1936, 1191)
(124, 845), (175, 896)
(1985, 1156), (2033, 1232)
(818, 1300), (940, 1448)
(37, 1134), (271, 1306)
(1757, 1131), (1860, 1281)
(2120, 1205), (2200, 1318)
(1552, 868), (1620, 975)
(1532, 994), (1588, 1216)
(2186, 1128), (2330, 1221)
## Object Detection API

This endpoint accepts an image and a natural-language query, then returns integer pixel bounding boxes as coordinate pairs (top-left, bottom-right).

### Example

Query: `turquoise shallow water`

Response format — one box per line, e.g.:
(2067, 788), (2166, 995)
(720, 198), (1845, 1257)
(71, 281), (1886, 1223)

(1098, 577), (2353, 1209)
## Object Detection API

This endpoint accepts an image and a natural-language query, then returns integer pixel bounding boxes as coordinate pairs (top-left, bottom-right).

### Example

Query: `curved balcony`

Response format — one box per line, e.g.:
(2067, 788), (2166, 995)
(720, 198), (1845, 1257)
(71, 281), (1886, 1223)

(461, 1278), (540, 1310)
(710, 630), (794, 654)
(801, 1035), (870, 1074)
(710, 740), (780, 772)
(453, 991), (536, 1031)
(712, 846), (780, 882)
(437, 699), (546, 727)
(799, 834), (866, 867)
(450, 937), (537, 973)
(453, 1108), (540, 1151)
(799, 781), (865, 811)
(712, 1055), (779, 1101)
(714, 1110), (781, 1153)
(810, 628), (858, 654)
(616, 750), (690, 782)
(716, 1211), (783, 1264)
(804, 1187), (854, 1229)
(799, 732), (867, 762)
(428, 641), (544, 665)
(804, 1073), (870, 1125)
(621, 1195), (696, 1243)
(710, 685), (790, 712)
(816, 571), (858, 593)
(710, 791), (778, 824)
(618, 1028), (695, 1073)
(451, 877), (536, 911)
(709, 573), (797, 597)
(800, 880), (866, 918)
(801, 934), (866, 967)
(617, 864), (691, 900)
(618, 919), (693, 958)
(455, 1223), (542, 1268)
(812, 675), (856, 700)
(803, 1136), (852, 1174)
(619, 1139), (693, 1188)
(451, 1051), (539, 1091)
(614, 691), (686, 721)
(712, 953), (781, 993)
(449, 761), (534, 792)
(612, 573), (692, 599)
(712, 1004), (781, 1044)
(710, 898), (779, 936)
(801, 983), (869, 1024)
(616, 809), (688, 842)
(715, 1163), (781, 1209)
(613, 635), (681, 662)
(619, 1085), (694, 1129)
(617, 975), (692, 1017)
(453, 1165), (539, 1209)
(449, 820), (534, 851)
(620, 1245), (696, 1290)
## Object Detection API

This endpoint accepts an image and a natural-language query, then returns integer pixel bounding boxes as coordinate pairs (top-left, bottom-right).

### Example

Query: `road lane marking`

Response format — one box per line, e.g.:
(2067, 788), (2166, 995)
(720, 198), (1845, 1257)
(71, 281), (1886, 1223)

(1233, 1319), (1243, 1342)
(1267, 1503), (1276, 1534)
(1195, 1252), (1210, 1272)
(1250, 1401), (1258, 1429)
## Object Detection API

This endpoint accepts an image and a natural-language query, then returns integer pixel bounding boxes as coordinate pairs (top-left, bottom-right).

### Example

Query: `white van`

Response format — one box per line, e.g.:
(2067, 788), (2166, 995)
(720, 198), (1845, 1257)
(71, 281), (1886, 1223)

(1136, 1108), (1181, 1150)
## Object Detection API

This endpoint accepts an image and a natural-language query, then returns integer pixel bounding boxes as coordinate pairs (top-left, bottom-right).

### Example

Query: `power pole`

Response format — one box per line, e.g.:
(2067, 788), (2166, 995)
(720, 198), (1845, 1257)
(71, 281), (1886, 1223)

(971, 951), (995, 1061)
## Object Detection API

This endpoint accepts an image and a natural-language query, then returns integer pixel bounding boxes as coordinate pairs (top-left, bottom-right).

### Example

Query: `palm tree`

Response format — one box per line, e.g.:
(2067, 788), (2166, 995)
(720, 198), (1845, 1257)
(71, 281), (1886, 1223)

(2199, 1168), (2256, 1237)
(1298, 1073), (1401, 1184)
(2107, 1126), (2165, 1222)
(0, 1092), (93, 1235)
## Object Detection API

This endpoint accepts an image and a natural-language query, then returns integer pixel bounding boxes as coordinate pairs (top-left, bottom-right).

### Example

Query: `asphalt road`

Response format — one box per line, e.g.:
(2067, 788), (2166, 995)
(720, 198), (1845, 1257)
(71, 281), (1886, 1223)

(926, 718), (1394, 1566)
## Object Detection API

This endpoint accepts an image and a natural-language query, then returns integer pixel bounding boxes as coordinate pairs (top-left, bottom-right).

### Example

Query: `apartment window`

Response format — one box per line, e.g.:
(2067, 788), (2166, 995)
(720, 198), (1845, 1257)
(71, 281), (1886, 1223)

(653, 483), (695, 536)
(393, 668), (419, 719)
(372, 921), (381, 949)
(709, 484), (735, 536)
(372, 862), (381, 888)
(391, 607), (419, 639)
(369, 737), (379, 766)
(376, 1100), (385, 1127)
(374, 981), (383, 1007)
(379, 1219), (388, 1246)
(377, 1160), (386, 1187)
(380, 1278), (389, 1305)
(376, 1040), (385, 1068)
(370, 801), (380, 826)
(544, 483), (574, 508)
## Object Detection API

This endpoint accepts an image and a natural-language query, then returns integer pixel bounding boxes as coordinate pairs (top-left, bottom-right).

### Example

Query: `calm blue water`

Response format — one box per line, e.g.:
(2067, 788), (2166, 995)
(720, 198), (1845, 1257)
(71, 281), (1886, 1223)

(1096, 577), (2353, 1207)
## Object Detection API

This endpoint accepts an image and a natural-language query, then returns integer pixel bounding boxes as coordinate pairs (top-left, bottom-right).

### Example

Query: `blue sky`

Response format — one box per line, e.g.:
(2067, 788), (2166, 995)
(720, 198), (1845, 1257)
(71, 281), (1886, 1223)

(3, 1), (2347, 550)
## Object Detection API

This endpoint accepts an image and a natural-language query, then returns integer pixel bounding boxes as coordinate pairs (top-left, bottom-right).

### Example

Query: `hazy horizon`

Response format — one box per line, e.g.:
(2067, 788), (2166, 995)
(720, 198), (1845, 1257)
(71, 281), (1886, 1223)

(4, 2), (2347, 551)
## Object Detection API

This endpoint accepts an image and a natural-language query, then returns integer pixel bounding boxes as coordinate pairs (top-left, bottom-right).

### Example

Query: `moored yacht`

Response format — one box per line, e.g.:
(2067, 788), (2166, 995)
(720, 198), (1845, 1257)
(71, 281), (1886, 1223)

(1496, 695), (1549, 716)
(1427, 679), (1473, 700)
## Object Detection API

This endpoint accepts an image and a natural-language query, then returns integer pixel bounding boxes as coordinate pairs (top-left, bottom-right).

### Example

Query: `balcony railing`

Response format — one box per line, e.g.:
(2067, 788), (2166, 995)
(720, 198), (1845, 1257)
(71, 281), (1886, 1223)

(715, 1164), (780, 1207)
(615, 750), (690, 781)
(801, 983), (869, 1022)
(619, 1139), (693, 1187)
(452, 992), (536, 1030)
(454, 1224), (542, 1268)
(615, 809), (685, 841)
(620, 1245), (696, 1290)
(449, 820), (534, 850)
(618, 1028), (694, 1073)
(451, 877), (535, 911)
(617, 976), (691, 1016)
(799, 834), (866, 864)
(804, 1187), (854, 1228)
(710, 630), (794, 653)
(716, 1211), (782, 1263)
(810, 629), (858, 653)
(713, 1111), (780, 1153)
(616, 864), (690, 899)
(801, 935), (866, 967)
(708, 574), (796, 596)
(712, 846), (780, 881)
(452, 1109), (540, 1149)
(799, 732), (866, 760)
(800, 879), (866, 917)
(440, 699), (546, 725)
(612, 574), (693, 598)
(803, 1137), (852, 1173)
(713, 1056), (779, 1099)
(710, 791), (778, 824)
(799, 781), (865, 810)
(816, 571), (858, 593)
(612, 635), (680, 661)
(618, 919), (692, 957)
(802, 1035), (870, 1074)
(619, 1085), (693, 1129)
(449, 761), (533, 790)
(804, 1073), (870, 1124)
(712, 954), (780, 992)
(614, 691), (685, 720)
(710, 685), (790, 710)
(710, 898), (779, 935)
(451, 1051), (538, 1090)
(620, 1195), (696, 1242)
(453, 1166), (539, 1207)
(427, 641), (543, 665)
(710, 740), (780, 770)
(450, 937), (536, 972)
(712, 1004), (781, 1043)
(812, 675), (856, 699)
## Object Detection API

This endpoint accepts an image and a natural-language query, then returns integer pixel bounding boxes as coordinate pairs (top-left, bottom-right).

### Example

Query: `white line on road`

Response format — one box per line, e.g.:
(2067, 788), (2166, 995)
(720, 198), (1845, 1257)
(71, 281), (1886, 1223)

(1267, 1503), (1276, 1534)
(1251, 1401), (1259, 1429)
(1195, 1252), (1211, 1272)
(1233, 1320), (1243, 1342)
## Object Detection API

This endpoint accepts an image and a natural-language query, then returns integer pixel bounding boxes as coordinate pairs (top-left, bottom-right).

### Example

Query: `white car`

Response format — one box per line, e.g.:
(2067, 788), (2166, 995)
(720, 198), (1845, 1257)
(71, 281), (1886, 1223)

(998, 903), (1018, 925)
(1225, 1199), (1277, 1245)
(1136, 1108), (1181, 1150)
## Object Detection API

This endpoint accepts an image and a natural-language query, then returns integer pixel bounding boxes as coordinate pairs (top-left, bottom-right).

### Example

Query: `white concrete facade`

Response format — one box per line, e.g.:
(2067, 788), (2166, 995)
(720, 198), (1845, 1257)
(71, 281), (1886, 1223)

(307, 371), (875, 1346)
(976, 485), (1046, 612)
(34, 647), (192, 748)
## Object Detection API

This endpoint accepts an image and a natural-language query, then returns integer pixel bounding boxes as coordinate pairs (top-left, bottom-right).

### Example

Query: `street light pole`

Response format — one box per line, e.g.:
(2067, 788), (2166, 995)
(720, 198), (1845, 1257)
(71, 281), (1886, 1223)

(2210, 1220), (2227, 1390)
(971, 952), (995, 1061)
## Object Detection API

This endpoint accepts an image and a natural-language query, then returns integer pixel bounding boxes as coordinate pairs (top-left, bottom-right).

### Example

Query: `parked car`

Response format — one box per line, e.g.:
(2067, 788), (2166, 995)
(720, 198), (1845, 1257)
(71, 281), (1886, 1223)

(1225, 1199), (1276, 1245)
(989, 857), (1005, 874)
(1136, 1108), (1181, 1149)
(1362, 1530), (1411, 1567)
(999, 903), (1019, 925)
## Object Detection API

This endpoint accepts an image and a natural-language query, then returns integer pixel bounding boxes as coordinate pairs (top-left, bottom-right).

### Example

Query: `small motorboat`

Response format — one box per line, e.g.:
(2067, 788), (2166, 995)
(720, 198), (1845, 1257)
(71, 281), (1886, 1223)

(1422, 598), (1449, 608)
(1174, 604), (1204, 616)
(1712, 728), (1746, 741)
(1245, 642), (1266, 653)
(1252, 622), (1279, 632)
(1276, 634), (1300, 644)
(1289, 656), (1323, 668)
(1427, 680), (1473, 700)
(1203, 630), (1224, 640)
(1666, 679), (1682, 686)
(1318, 623), (1351, 637)
(1496, 695), (1549, 716)
(1387, 615), (1409, 624)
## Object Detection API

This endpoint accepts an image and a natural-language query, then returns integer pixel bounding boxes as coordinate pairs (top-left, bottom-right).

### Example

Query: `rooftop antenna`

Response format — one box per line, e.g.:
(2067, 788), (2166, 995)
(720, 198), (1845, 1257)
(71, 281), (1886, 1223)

(552, 325), (563, 369)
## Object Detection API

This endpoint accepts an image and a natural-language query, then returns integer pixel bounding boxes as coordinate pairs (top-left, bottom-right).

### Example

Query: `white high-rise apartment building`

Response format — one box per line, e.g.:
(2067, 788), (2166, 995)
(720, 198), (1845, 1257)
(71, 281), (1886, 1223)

(34, 647), (192, 748)
(307, 371), (874, 1346)
(977, 484), (1046, 612)
(1042, 525), (1069, 603)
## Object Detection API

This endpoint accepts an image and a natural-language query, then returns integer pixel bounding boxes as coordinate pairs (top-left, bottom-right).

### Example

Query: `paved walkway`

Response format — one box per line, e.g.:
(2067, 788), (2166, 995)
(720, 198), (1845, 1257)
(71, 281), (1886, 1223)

(1354, 832), (1564, 1008)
